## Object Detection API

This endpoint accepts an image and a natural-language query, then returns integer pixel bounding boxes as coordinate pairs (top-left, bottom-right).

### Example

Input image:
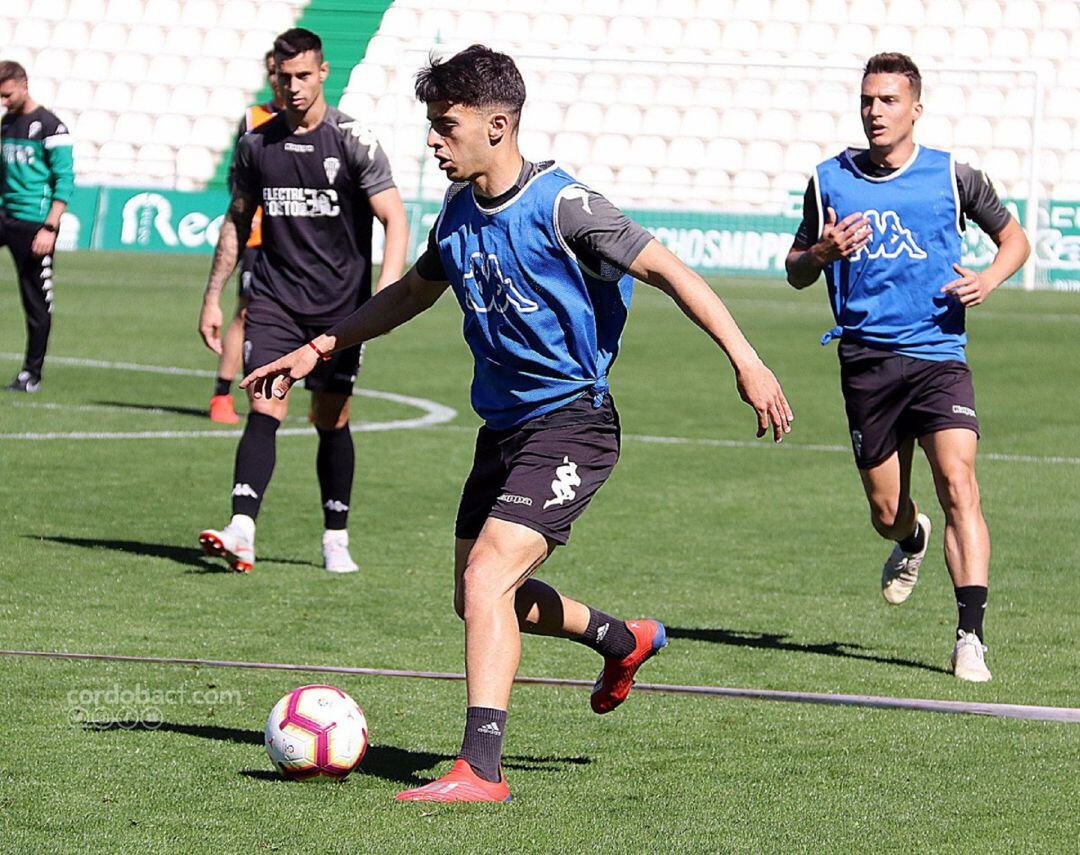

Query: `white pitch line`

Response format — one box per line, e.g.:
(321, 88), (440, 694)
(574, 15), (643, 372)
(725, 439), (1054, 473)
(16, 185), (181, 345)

(4, 648), (1077, 723)
(1, 353), (1077, 465)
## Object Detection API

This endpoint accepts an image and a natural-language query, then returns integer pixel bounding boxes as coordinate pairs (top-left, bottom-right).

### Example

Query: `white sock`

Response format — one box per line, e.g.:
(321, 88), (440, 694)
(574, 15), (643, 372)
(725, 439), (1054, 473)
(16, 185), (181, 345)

(323, 529), (349, 546)
(229, 514), (256, 541)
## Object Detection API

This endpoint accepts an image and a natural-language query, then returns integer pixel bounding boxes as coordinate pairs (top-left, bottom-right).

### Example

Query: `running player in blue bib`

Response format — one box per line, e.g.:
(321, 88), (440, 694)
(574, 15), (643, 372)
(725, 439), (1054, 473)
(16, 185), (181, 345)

(786, 53), (1030, 682)
(244, 45), (793, 802)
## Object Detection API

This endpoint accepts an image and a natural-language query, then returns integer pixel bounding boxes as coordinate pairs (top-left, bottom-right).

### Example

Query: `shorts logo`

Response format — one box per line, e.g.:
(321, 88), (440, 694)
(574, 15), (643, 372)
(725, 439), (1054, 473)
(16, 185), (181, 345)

(851, 430), (863, 458)
(463, 251), (539, 315)
(497, 493), (533, 507)
(323, 156), (340, 184)
(243, 340), (252, 365)
(951, 404), (976, 417)
(323, 499), (349, 512)
(543, 456), (581, 510)
(849, 210), (927, 262)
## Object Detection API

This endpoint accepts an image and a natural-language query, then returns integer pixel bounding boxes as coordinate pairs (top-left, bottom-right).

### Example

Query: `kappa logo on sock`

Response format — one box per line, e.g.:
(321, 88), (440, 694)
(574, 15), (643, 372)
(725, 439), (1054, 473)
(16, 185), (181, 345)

(231, 483), (259, 499)
(596, 623), (609, 643)
(323, 499), (349, 513)
(477, 721), (502, 737)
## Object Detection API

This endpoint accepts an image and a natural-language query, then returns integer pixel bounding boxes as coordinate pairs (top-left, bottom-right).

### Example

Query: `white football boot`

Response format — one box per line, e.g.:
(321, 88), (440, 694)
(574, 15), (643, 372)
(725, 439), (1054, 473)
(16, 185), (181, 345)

(199, 515), (255, 573)
(881, 513), (932, 605)
(323, 530), (359, 574)
(951, 630), (992, 682)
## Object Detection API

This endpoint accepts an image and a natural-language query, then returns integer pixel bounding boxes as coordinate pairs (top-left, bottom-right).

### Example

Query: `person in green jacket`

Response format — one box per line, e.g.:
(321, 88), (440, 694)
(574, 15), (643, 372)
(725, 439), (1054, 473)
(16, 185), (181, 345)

(1, 60), (74, 392)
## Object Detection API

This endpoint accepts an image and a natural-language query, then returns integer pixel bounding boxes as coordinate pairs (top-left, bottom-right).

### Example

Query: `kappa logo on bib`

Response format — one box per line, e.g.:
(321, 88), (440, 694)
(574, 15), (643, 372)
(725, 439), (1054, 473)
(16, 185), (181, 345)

(850, 210), (928, 262)
(462, 251), (539, 315)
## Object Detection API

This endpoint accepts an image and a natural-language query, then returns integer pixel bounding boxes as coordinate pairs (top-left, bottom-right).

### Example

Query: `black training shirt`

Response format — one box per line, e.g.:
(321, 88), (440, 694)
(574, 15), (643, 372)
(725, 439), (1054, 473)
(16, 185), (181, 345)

(232, 106), (396, 324)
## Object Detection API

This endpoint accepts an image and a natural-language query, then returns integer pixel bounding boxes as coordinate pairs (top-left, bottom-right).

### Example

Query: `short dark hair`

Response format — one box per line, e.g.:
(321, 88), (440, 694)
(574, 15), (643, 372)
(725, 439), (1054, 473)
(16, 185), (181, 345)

(0, 61), (28, 84)
(414, 45), (526, 127)
(264, 49), (275, 64)
(863, 52), (922, 100)
(274, 28), (323, 63)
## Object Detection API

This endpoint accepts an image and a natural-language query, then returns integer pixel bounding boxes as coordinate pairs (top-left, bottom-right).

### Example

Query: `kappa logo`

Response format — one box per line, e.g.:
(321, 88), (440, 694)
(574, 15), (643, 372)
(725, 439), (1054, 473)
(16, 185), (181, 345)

(850, 209), (927, 261)
(323, 156), (340, 184)
(338, 121), (379, 157)
(323, 499), (349, 513)
(543, 456), (581, 510)
(561, 185), (594, 215)
(951, 404), (976, 417)
(497, 493), (533, 507)
(851, 430), (863, 458)
(232, 483), (259, 499)
(28, 120), (42, 139)
(462, 252), (539, 314)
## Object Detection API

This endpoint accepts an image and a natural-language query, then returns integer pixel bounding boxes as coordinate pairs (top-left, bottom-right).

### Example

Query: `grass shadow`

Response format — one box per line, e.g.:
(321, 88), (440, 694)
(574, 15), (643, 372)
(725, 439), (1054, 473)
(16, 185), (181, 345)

(92, 400), (217, 419)
(666, 626), (951, 675)
(29, 535), (319, 571)
(84, 720), (591, 784)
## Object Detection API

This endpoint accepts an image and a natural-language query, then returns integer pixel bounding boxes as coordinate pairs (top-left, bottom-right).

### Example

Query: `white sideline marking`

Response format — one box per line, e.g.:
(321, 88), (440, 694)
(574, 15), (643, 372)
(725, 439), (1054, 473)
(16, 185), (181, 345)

(1, 353), (1076, 465)
(4, 648), (1077, 723)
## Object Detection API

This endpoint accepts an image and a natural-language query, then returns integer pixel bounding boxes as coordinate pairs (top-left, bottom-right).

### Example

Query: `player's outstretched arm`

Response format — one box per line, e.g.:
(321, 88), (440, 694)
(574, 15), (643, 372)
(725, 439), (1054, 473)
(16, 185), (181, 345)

(199, 190), (257, 354)
(629, 239), (793, 442)
(941, 218), (1030, 308)
(785, 206), (871, 289)
(240, 266), (449, 400)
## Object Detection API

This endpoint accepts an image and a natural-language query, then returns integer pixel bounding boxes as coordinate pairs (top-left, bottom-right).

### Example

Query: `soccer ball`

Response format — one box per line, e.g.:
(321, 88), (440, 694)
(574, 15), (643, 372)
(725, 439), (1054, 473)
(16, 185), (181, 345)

(264, 684), (368, 780)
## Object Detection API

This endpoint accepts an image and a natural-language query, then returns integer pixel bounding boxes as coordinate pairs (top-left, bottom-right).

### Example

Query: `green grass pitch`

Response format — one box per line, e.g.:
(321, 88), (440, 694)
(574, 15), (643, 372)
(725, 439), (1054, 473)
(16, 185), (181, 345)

(0, 251), (1077, 852)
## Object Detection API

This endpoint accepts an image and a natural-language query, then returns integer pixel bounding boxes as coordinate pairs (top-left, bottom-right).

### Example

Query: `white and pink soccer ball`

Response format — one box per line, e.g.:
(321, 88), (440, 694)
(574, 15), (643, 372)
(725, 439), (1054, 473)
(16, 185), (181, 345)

(265, 684), (368, 780)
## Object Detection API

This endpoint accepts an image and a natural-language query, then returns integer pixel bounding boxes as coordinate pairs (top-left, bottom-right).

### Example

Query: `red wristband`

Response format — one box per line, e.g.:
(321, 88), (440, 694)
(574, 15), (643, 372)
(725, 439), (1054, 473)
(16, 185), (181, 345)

(308, 341), (331, 361)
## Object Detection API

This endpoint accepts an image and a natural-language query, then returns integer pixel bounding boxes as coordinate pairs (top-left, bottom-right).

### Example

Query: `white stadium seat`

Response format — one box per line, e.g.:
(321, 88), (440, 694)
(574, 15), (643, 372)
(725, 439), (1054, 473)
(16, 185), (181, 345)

(68, 0), (107, 22)
(1002, 0), (1040, 31)
(679, 106), (721, 140)
(591, 134), (631, 165)
(105, 0), (145, 25)
(721, 20), (759, 53)
(77, 110), (116, 145)
(642, 105), (682, 137)
(602, 104), (643, 137)
(13, 19), (52, 50)
(625, 135), (667, 168)
(924, 0), (962, 27)
(126, 24), (166, 54)
(706, 138), (744, 173)
(953, 116), (993, 148)
(1043, 1), (1080, 31)
(143, 0), (180, 26)
(963, 0), (1003, 30)
(90, 23), (129, 53)
(666, 137), (706, 169)
(29, 0), (67, 20)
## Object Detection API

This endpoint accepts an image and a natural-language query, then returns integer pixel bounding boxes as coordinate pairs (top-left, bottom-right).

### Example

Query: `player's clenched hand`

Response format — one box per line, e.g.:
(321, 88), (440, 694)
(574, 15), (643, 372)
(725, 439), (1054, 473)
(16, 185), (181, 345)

(240, 345), (319, 400)
(942, 263), (994, 307)
(735, 359), (793, 443)
(31, 228), (57, 258)
(198, 300), (224, 355)
(815, 206), (871, 264)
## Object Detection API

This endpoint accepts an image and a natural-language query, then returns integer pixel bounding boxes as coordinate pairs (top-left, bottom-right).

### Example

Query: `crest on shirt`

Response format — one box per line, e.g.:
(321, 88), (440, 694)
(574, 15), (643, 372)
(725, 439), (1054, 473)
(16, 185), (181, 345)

(323, 157), (340, 184)
(28, 121), (42, 139)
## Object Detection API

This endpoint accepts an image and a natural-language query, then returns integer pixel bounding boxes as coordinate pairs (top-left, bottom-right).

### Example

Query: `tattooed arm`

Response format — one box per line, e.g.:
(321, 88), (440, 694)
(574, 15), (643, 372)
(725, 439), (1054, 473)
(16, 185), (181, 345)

(199, 189), (258, 354)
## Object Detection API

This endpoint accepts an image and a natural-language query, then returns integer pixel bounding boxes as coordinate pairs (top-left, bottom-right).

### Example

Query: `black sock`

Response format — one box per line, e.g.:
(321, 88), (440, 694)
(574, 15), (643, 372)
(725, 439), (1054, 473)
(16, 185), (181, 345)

(316, 424), (354, 530)
(955, 585), (987, 640)
(458, 706), (506, 783)
(897, 519), (925, 554)
(214, 377), (232, 397)
(230, 412), (279, 519)
(575, 607), (637, 660)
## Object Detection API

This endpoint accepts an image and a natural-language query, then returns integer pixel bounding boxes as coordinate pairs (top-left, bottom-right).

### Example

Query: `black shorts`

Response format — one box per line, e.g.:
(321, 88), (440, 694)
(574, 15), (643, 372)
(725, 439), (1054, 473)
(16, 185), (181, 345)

(237, 247), (259, 300)
(839, 341), (980, 469)
(243, 296), (363, 395)
(455, 394), (621, 545)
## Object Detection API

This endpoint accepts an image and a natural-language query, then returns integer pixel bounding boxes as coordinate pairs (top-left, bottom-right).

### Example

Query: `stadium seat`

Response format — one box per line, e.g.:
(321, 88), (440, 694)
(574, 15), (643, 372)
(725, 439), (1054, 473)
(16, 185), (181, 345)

(918, 115), (953, 148)
(966, 87), (1005, 119)
(107, 0), (144, 23)
(29, 0), (66, 19)
(592, 134), (631, 165)
(111, 52), (149, 82)
(706, 137), (744, 173)
(97, 81), (134, 115)
(991, 29), (1029, 61)
(114, 112), (153, 145)
(130, 83), (170, 115)
(576, 163), (615, 192)
(993, 118), (1031, 151)
(656, 76), (696, 109)
(602, 104), (643, 137)
(34, 47), (72, 81)
(757, 110), (796, 142)
(146, 54), (186, 86)
(913, 26), (951, 58)
(176, 146), (216, 183)
(68, 0), (107, 22)
(1044, 1), (1080, 30)
(646, 17), (684, 50)
(626, 135), (667, 168)
(744, 140), (784, 173)
(143, 0), (180, 26)
(953, 116), (993, 148)
(71, 51), (111, 83)
(13, 19), (52, 50)
(552, 132), (591, 165)
(77, 110), (116, 145)
(679, 106), (721, 140)
(682, 17), (722, 52)
(667, 137), (706, 169)
(721, 20), (760, 53)
(642, 105), (682, 138)
(55, 79), (95, 112)
(1030, 29), (1068, 61)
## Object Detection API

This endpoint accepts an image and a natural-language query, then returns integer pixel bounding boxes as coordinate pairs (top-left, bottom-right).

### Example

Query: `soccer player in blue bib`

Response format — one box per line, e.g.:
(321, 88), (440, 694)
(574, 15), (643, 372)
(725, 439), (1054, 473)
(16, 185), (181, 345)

(786, 54), (1030, 682)
(244, 45), (792, 802)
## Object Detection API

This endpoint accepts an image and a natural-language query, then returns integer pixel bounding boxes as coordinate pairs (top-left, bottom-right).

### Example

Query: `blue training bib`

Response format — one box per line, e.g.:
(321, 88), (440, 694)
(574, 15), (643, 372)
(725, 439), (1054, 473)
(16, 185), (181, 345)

(815, 145), (967, 361)
(435, 164), (634, 429)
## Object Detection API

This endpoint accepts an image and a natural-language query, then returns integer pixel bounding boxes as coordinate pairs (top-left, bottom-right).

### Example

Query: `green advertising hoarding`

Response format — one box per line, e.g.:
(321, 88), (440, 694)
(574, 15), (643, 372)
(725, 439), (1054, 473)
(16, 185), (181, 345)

(57, 186), (1080, 290)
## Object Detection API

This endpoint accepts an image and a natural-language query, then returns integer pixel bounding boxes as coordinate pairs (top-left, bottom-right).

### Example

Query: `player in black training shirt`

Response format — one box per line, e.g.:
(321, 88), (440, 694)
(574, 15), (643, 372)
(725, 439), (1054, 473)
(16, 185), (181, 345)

(197, 28), (408, 574)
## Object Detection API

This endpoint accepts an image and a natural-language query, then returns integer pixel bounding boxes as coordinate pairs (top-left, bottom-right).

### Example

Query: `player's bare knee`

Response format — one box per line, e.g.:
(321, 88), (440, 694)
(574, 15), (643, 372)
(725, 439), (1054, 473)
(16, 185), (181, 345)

(869, 497), (902, 535)
(939, 469), (981, 518)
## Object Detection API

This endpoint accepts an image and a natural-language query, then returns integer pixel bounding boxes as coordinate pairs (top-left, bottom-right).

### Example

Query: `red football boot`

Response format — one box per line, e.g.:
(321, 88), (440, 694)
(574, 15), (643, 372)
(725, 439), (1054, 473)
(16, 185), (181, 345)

(395, 759), (511, 803)
(209, 394), (240, 424)
(590, 619), (667, 714)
